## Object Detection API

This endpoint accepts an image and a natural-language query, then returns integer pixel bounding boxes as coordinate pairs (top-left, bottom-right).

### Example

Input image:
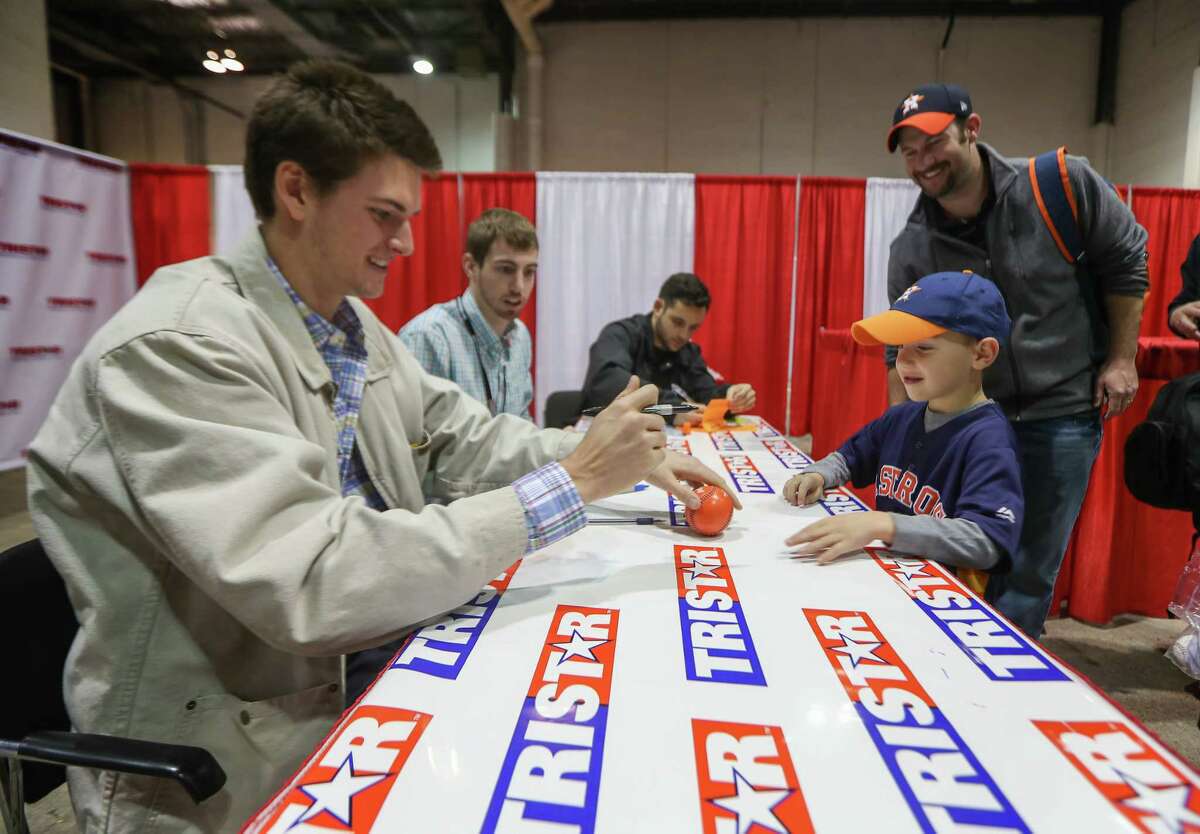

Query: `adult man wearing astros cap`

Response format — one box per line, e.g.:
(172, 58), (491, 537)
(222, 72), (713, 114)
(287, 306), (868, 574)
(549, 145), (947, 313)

(883, 82), (1149, 637)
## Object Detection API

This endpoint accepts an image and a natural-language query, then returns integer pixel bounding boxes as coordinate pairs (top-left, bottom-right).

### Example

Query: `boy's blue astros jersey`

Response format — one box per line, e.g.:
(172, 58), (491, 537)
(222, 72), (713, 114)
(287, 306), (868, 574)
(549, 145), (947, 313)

(838, 401), (1024, 568)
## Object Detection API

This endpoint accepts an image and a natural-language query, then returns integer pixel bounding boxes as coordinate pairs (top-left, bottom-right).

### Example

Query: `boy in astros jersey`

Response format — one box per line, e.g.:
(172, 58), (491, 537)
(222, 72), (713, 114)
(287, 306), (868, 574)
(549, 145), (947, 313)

(784, 271), (1024, 587)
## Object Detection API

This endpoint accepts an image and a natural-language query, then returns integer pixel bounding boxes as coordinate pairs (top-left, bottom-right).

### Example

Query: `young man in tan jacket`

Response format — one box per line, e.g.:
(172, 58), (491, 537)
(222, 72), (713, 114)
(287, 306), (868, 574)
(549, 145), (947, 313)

(26, 61), (732, 833)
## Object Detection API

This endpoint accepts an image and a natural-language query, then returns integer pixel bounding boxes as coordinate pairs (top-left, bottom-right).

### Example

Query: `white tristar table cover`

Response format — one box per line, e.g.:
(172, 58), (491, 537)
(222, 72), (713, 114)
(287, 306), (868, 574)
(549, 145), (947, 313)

(243, 419), (1200, 834)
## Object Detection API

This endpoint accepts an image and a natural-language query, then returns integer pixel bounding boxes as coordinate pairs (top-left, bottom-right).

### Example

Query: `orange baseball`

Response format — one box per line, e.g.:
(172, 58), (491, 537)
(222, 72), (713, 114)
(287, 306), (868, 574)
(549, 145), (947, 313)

(684, 484), (734, 537)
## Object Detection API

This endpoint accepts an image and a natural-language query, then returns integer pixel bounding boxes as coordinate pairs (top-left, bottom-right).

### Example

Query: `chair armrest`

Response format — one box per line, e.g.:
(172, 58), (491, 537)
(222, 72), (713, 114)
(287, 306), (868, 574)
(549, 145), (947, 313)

(0, 731), (225, 803)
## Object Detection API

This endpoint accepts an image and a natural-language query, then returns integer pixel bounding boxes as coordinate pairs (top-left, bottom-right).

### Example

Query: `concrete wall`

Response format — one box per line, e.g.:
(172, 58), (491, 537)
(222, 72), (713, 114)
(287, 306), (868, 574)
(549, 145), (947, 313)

(521, 15), (1105, 177)
(0, 0), (54, 140)
(91, 72), (501, 170)
(1108, 0), (1200, 186)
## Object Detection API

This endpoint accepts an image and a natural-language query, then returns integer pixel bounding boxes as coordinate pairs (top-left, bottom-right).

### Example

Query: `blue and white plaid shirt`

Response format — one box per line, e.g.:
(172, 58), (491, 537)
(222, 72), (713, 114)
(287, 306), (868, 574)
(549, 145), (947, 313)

(398, 289), (534, 420)
(271, 261), (583, 552)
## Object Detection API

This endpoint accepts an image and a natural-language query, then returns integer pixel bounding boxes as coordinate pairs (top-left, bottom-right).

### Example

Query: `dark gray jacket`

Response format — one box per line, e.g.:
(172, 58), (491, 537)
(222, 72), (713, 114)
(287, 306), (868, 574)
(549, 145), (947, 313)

(887, 143), (1148, 421)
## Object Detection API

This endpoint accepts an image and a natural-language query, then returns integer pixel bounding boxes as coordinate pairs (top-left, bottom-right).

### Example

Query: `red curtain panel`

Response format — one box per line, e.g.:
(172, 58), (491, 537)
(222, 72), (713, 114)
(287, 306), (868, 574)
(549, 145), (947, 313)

(129, 164), (212, 287)
(1132, 187), (1200, 339)
(692, 176), (799, 431)
(789, 178), (867, 435)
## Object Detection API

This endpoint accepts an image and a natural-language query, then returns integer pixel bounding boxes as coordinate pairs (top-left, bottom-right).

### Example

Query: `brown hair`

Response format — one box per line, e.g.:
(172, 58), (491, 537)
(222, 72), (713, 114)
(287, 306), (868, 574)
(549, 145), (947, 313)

(465, 208), (538, 265)
(658, 272), (711, 310)
(244, 59), (442, 219)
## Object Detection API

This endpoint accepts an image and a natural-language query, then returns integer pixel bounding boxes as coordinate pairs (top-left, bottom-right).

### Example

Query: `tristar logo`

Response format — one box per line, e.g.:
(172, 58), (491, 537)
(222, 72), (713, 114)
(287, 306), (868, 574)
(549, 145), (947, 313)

(249, 705), (431, 834)
(390, 561), (520, 679)
(0, 242), (48, 258)
(996, 506), (1016, 524)
(720, 454), (774, 495)
(675, 545), (766, 686)
(40, 195), (86, 213)
(873, 553), (1069, 682)
(10, 345), (62, 358)
(878, 465), (946, 517)
(668, 493), (690, 527)
(47, 296), (96, 309)
(481, 604), (618, 834)
(753, 422), (782, 438)
(667, 435), (693, 456)
(710, 431), (743, 453)
(901, 93), (924, 115)
(817, 485), (870, 517)
(762, 436), (809, 472)
(0, 400), (19, 414)
(691, 719), (815, 834)
(897, 283), (922, 303)
(804, 609), (1030, 833)
(86, 251), (128, 265)
(1037, 721), (1200, 834)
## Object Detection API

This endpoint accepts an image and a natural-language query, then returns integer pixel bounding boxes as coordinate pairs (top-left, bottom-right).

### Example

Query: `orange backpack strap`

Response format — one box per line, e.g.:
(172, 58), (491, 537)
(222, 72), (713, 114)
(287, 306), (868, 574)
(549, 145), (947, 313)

(1029, 146), (1085, 264)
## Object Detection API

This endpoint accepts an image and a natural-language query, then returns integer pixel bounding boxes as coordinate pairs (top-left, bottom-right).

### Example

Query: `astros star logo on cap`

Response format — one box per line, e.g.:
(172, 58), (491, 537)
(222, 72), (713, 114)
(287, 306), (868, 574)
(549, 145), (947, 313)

(901, 93), (924, 116)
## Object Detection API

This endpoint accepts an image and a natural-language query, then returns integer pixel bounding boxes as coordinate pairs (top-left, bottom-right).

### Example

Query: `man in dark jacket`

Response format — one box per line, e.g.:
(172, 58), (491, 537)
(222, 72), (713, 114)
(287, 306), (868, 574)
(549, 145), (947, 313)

(1168, 232), (1200, 339)
(581, 272), (756, 424)
(885, 83), (1149, 637)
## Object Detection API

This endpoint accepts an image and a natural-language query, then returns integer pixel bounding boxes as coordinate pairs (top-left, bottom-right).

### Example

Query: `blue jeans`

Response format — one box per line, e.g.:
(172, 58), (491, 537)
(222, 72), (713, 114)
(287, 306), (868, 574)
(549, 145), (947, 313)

(985, 411), (1102, 638)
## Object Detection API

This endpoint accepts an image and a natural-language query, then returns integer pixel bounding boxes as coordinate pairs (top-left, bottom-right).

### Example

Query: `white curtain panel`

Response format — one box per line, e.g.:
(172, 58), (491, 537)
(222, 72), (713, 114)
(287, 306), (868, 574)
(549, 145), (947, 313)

(863, 177), (921, 317)
(534, 172), (696, 422)
(209, 165), (258, 255)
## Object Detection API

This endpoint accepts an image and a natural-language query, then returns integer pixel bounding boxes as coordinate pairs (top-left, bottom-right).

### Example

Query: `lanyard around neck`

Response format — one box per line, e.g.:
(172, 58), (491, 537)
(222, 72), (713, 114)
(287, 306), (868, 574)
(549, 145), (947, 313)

(456, 296), (502, 415)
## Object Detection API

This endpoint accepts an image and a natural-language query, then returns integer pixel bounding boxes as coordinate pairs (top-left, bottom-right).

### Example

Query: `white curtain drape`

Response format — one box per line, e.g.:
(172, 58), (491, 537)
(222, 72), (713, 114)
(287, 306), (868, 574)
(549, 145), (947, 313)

(863, 177), (920, 317)
(534, 172), (696, 421)
(209, 165), (257, 255)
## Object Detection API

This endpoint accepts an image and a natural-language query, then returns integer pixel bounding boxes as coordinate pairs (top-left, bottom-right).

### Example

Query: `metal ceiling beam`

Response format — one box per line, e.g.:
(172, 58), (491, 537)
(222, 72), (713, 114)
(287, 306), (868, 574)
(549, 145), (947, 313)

(541, 1), (1110, 21)
(48, 25), (246, 119)
(239, 0), (351, 61)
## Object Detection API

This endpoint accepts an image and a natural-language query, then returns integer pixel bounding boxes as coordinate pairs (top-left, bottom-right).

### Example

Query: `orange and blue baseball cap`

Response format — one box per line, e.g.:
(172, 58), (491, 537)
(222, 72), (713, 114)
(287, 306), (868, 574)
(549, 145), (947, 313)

(887, 83), (973, 152)
(851, 271), (1011, 347)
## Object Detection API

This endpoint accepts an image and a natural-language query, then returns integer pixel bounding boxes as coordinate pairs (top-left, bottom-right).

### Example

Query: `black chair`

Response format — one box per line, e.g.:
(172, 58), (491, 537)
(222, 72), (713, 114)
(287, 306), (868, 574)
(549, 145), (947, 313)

(0, 539), (226, 834)
(544, 390), (585, 429)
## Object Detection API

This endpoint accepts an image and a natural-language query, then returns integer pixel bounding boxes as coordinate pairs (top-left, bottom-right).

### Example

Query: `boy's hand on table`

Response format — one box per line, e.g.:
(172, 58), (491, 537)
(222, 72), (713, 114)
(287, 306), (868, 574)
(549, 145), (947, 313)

(783, 472), (824, 506)
(785, 511), (895, 565)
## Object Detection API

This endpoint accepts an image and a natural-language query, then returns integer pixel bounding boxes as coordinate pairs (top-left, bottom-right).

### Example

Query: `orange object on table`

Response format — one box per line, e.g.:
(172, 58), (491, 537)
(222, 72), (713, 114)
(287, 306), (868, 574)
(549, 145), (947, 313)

(684, 484), (735, 536)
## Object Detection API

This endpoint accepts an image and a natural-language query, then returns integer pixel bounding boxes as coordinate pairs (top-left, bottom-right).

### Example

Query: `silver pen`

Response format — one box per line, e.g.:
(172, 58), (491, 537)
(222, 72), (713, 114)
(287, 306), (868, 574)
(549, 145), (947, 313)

(579, 403), (699, 417)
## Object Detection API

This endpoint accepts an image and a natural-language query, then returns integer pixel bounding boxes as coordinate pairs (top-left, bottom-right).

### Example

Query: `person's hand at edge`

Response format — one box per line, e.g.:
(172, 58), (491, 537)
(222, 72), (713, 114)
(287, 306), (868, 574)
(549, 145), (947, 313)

(784, 512), (895, 565)
(644, 451), (744, 511)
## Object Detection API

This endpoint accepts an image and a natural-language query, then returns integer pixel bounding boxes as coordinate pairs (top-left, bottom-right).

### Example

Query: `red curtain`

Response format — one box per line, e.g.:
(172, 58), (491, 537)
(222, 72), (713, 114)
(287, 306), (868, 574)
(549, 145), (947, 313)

(789, 178), (867, 435)
(129, 164), (211, 287)
(1051, 189), (1200, 622)
(692, 176), (798, 430)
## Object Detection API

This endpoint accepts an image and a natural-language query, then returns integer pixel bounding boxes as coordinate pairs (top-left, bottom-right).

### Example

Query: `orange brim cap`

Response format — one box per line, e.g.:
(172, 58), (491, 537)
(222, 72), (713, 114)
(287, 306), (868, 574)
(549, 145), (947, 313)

(887, 112), (956, 152)
(852, 310), (947, 346)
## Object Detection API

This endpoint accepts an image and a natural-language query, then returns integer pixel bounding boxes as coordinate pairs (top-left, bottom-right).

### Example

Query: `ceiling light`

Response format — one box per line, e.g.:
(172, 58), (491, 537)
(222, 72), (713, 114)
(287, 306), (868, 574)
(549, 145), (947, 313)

(412, 58), (434, 75)
(221, 57), (244, 71)
(206, 50), (218, 60)
(202, 58), (227, 73)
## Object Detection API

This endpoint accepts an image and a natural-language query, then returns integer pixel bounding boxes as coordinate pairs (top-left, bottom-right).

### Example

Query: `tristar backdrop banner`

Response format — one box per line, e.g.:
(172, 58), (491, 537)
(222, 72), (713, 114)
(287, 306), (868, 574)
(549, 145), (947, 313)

(0, 129), (137, 470)
(244, 420), (1200, 834)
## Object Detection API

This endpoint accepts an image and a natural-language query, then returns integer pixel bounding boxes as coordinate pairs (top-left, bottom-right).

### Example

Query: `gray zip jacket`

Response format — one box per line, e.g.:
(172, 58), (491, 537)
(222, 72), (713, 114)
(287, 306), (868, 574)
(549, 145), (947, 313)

(26, 232), (581, 833)
(887, 143), (1148, 420)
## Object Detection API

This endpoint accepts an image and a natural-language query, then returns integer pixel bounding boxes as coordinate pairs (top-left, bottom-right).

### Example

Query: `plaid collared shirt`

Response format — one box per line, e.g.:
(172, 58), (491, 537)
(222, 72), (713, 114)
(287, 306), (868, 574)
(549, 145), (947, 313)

(398, 289), (533, 419)
(268, 259), (387, 512)
(271, 261), (584, 552)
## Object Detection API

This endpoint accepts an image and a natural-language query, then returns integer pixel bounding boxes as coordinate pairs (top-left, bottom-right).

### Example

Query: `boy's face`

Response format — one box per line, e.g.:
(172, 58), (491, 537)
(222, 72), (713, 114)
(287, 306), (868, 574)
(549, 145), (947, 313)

(466, 239), (538, 325)
(895, 331), (993, 404)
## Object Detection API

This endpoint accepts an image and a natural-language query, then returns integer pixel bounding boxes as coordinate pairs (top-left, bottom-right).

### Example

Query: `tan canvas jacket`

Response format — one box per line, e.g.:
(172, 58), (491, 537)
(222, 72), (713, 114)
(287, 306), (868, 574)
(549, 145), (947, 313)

(26, 232), (580, 833)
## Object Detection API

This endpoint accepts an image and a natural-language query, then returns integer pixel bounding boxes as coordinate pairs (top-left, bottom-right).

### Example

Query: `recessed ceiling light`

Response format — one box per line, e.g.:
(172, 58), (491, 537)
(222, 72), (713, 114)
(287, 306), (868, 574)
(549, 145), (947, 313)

(202, 58), (227, 73)
(221, 57), (244, 71)
(412, 58), (434, 75)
